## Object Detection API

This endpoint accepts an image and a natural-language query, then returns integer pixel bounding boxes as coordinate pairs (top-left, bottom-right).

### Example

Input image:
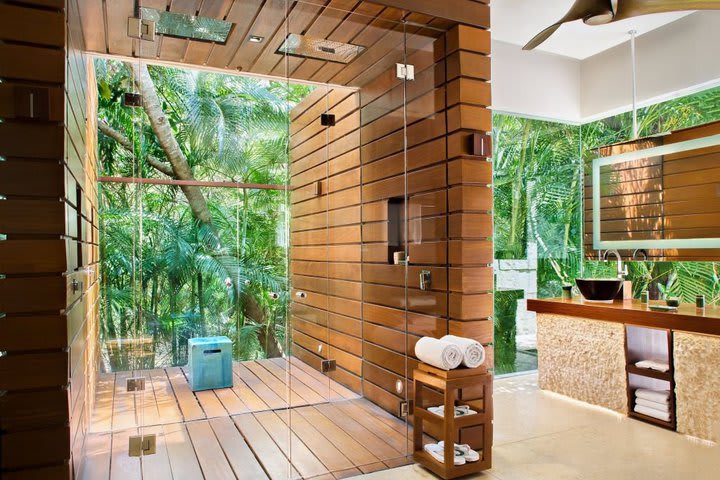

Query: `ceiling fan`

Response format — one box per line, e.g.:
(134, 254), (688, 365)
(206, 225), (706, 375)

(523, 0), (720, 50)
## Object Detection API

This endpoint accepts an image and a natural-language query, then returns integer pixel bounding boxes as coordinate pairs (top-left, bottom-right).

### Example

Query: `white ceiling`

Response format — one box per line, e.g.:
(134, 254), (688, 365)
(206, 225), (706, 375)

(491, 0), (694, 59)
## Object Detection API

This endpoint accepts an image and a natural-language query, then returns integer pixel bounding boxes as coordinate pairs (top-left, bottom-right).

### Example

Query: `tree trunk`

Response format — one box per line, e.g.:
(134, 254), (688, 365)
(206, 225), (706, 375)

(130, 63), (214, 226)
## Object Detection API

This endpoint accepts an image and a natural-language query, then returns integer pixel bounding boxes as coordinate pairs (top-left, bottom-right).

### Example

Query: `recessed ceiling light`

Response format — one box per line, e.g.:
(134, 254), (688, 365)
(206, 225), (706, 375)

(248, 35), (264, 43)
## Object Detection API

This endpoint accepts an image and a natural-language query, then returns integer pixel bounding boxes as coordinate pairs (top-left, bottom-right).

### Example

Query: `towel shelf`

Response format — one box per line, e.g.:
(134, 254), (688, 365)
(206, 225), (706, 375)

(626, 364), (673, 382)
(624, 326), (677, 431)
(412, 363), (493, 479)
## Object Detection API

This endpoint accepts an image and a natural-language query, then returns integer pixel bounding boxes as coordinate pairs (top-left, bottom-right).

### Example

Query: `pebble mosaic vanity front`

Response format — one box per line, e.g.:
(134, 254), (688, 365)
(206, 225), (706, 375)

(528, 298), (720, 442)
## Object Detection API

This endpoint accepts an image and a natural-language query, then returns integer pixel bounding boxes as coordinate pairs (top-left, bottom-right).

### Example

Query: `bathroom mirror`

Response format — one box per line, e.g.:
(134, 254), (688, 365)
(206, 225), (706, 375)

(585, 121), (720, 261)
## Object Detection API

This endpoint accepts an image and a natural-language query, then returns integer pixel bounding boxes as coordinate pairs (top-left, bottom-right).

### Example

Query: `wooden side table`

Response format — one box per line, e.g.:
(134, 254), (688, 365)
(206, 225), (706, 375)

(413, 363), (493, 479)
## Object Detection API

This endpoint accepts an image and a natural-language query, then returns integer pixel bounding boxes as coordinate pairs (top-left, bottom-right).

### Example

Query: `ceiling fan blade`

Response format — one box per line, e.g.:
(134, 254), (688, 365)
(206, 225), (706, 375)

(523, 23), (564, 50)
(523, 0), (614, 50)
(614, 0), (720, 21)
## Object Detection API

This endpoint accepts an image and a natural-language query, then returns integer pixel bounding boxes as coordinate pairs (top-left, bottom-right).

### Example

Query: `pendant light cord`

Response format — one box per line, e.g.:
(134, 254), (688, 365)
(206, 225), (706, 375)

(630, 29), (638, 139)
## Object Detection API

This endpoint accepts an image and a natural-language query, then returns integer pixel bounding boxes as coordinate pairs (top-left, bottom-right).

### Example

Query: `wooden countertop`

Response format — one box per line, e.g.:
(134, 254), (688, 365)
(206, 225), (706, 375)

(527, 297), (720, 336)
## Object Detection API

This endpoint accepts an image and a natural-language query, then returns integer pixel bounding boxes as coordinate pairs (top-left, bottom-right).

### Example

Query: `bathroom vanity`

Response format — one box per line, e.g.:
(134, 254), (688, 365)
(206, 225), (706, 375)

(527, 298), (720, 442)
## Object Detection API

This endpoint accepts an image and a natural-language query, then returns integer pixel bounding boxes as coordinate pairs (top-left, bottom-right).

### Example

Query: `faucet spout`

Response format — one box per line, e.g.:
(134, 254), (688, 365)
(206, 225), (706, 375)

(603, 249), (628, 279)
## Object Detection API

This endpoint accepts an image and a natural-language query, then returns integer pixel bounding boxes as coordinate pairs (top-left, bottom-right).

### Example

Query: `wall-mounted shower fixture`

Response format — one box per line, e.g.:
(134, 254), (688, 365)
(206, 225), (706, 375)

(277, 34), (366, 64)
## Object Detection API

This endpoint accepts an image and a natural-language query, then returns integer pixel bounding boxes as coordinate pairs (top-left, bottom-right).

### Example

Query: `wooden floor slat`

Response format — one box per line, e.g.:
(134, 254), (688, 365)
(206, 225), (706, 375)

(258, 358), (327, 404)
(162, 422), (205, 480)
(85, 359), (408, 480)
(209, 416), (269, 480)
(166, 367), (206, 421)
(312, 402), (404, 462)
(294, 405), (380, 467)
(254, 410), (329, 479)
(140, 425), (174, 478)
(277, 409), (356, 473)
(186, 420), (237, 480)
(234, 413), (300, 480)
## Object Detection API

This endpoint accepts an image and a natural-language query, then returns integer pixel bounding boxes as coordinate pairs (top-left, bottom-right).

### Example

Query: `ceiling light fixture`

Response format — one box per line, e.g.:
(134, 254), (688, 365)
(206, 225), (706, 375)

(248, 35), (264, 43)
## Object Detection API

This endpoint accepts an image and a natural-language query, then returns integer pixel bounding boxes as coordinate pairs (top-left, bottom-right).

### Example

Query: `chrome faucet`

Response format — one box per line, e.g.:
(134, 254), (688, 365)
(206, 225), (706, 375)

(603, 249), (628, 279)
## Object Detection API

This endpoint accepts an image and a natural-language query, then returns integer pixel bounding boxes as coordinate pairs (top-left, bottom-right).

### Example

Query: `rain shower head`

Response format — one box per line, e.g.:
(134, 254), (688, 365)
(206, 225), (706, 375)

(277, 34), (366, 64)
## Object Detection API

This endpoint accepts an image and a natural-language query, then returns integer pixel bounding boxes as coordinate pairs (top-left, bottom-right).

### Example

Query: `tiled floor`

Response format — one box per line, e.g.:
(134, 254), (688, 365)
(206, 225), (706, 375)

(358, 373), (720, 480)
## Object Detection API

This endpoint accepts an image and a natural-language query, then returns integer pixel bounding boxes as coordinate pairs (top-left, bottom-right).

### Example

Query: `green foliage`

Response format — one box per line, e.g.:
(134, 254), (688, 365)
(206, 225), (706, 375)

(494, 86), (720, 374)
(97, 59), (311, 369)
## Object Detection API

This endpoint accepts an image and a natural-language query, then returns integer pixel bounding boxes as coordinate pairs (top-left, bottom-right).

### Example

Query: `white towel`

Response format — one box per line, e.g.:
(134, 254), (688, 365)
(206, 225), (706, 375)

(636, 388), (671, 403)
(636, 397), (670, 411)
(635, 359), (670, 372)
(634, 404), (671, 422)
(415, 337), (463, 370)
(440, 335), (486, 368)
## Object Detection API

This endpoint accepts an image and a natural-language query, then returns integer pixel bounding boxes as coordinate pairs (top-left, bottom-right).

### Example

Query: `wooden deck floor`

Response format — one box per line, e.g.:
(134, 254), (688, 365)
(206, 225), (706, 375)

(83, 357), (413, 479)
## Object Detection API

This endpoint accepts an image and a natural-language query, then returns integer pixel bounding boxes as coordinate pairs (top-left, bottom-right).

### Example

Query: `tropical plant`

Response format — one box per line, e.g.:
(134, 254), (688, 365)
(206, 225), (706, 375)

(96, 59), (312, 369)
(493, 85), (720, 374)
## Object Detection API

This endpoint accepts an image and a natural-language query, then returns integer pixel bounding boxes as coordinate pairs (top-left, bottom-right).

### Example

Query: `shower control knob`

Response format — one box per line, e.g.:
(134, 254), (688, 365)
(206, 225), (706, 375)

(295, 291), (307, 299)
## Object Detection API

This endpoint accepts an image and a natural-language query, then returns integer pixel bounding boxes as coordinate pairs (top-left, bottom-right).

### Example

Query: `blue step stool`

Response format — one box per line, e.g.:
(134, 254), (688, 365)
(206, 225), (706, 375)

(187, 336), (233, 391)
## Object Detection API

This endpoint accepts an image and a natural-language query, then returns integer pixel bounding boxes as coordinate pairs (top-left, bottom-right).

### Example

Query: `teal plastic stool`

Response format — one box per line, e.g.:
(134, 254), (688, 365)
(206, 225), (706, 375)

(188, 336), (233, 391)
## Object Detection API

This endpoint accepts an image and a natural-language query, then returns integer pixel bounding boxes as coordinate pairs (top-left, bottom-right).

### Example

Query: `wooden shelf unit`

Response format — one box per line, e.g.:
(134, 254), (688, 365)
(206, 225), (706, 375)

(624, 326), (677, 431)
(412, 364), (492, 479)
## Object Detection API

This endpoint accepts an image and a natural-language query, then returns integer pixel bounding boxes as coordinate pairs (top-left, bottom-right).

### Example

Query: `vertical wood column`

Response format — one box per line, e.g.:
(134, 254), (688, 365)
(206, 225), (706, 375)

(0, 0), (99, 478)
(441, 24), (494, 366)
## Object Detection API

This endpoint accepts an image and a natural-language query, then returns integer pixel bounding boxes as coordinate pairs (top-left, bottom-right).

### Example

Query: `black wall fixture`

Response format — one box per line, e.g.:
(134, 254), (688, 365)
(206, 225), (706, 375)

(320, 113), (336, 126)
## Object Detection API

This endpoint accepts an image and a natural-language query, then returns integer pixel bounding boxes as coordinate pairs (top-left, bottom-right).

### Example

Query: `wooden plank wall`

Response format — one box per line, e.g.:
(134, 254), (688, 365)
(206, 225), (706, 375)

(662, 121), (720, 260)
(288, 23), (493, 418)
(0, 0), (100, 478)
(584, 121), (720, 261)
(289, 85), (365, 393)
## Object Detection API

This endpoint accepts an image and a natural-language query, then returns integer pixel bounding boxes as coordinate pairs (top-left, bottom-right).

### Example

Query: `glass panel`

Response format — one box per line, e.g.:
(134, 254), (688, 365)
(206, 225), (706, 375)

(492, 114), (583, 375)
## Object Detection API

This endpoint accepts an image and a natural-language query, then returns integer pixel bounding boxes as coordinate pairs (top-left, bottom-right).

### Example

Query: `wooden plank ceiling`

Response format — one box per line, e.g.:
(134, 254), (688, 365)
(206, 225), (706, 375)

(78, 0), (452, 87)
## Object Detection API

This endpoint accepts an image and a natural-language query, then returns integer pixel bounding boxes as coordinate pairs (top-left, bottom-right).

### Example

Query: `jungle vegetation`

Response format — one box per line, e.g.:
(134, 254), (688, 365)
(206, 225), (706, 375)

(493, 86), (720, 374)
(96, 59), (312, 370)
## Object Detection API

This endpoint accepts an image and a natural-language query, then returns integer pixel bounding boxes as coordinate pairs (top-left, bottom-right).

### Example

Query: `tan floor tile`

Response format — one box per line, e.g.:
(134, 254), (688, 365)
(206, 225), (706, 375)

(356, 373), (720, 480)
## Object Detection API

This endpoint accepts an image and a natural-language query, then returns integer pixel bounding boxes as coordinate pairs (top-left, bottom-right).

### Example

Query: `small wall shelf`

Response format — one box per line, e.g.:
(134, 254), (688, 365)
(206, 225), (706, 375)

(624, 326), (677, 431)
(412, 363), (492, 479)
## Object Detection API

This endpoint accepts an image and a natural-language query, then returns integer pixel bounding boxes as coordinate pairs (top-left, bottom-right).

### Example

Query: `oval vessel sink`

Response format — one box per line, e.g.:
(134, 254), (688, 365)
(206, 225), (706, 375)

(575, 278), (623, 301)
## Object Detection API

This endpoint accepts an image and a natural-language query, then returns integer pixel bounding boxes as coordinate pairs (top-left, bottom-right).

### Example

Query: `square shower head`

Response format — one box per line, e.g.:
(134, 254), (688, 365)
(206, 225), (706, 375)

(277, 34), (366, 64)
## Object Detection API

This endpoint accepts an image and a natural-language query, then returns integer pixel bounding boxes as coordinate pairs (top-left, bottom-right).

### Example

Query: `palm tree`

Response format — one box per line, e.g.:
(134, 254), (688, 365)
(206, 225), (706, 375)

(96, 59), (312, 368)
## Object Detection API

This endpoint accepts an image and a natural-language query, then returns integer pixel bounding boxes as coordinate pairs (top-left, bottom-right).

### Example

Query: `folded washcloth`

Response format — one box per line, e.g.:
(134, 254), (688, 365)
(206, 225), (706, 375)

(440, 335), (486, 368)
(635, 359), (670, 372)
(415, 337), (463, 370)
(634, 404), (671, 422)
(635, 388), (671, 403)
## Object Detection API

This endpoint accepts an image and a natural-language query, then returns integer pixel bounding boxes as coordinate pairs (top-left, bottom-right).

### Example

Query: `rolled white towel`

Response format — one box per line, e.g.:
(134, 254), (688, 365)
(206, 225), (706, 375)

(635, 388), (671, 404)
(636, 397), (670, 410)
(441, 335), (486, 368)
(635, 359), (670, 372)
(634, 404), (671, 422)
(415, 337), (463, 370)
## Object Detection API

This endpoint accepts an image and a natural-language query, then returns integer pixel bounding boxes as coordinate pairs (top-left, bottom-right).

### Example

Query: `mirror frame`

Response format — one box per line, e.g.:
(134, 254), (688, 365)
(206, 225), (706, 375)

(592, 133), (720, 251)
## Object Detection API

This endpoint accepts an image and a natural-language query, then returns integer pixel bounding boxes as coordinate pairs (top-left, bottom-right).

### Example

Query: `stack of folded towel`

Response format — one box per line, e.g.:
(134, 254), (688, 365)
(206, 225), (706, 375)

(633, 388), (671, 422)
(414, 335), (486, 371)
